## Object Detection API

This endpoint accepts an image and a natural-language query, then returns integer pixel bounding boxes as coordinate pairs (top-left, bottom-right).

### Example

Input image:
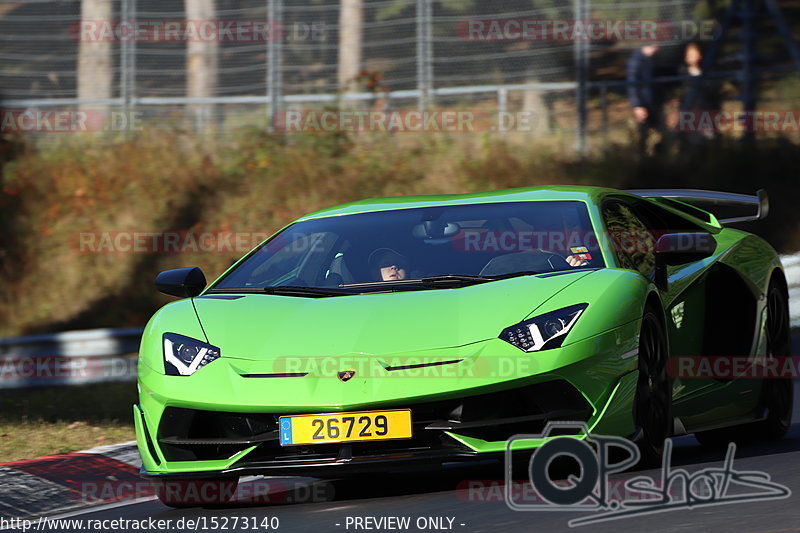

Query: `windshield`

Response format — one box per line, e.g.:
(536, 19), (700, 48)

(212, 201), (603, 292)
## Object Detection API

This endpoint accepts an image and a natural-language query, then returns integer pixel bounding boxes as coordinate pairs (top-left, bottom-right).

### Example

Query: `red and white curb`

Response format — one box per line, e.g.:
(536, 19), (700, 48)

(0, 441), (141, 519)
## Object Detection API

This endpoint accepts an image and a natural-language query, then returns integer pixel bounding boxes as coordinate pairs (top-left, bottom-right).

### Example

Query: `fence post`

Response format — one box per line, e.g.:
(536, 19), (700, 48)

(600, 84), (608, 150)
(338, 0), (364, 100)
(77, 0), (113, 122)
(741, 0), (756, 144)
(498, 88), (508, 138)
(574, 0), (589, 155)
(120, 0), (137, 129)
(186, 0), (218, 131)
(416, 0), (433, 111)
(267, 0), (284, 132)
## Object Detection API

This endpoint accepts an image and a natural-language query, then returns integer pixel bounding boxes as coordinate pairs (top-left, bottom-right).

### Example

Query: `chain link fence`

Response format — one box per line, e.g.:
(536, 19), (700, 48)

(1, 0), (799, 149)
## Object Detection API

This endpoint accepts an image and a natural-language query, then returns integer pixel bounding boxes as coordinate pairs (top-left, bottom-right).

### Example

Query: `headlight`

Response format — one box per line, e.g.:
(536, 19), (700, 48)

(163, 333), (220, 376)
(499, 304), (588, 352)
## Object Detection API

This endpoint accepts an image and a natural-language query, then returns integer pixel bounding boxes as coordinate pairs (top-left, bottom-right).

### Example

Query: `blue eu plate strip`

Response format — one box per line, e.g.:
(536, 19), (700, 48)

(279, 417), (293, 445)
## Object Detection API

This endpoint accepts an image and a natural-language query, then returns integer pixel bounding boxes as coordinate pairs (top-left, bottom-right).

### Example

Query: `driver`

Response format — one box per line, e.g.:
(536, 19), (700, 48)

(368, 248), (410, 281)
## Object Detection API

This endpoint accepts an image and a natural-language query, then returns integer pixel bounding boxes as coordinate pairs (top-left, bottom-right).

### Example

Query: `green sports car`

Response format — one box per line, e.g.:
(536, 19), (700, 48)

(135, 186), (792, 506)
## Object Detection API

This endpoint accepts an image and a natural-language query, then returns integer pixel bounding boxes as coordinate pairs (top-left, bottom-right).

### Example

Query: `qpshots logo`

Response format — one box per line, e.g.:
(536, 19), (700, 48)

(505, 422), (790, 527)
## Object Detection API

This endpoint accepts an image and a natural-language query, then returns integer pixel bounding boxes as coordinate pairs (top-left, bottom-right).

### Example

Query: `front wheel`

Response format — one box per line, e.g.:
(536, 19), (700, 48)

(153, 477), (239, 508)
(634, 308), (673, 465)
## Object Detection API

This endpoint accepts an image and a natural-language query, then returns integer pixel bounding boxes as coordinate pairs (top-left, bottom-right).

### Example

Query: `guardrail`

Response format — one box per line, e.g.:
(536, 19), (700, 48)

(0, 328), (142, 389)
(0, 253), (798, 389)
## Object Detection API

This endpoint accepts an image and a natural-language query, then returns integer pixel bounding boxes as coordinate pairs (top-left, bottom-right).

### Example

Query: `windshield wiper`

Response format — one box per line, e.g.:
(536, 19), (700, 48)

(418, 274), (495, 285)
(340, 274), (511, 290)
(209, 272), (547, 296)
(206, 286), (352, 298)
(263, 286), (354, 297)
(488, 270), (543, 280)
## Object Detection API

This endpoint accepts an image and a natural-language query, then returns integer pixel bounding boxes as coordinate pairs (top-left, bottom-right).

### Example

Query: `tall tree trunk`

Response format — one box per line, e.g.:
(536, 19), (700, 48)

(77, 0), (113, 120)
(186, 0), (218, 129)
(338, 0), (363, 96)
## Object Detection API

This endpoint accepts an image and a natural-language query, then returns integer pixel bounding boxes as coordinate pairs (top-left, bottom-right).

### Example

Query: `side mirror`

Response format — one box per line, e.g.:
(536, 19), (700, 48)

(654, 233), (716, 291)
(155, 267), (207, 298)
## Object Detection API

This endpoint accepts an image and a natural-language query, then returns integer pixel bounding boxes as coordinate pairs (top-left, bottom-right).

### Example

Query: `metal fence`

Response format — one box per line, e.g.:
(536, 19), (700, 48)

(0, 0), (651, 99)
(4, 0), (797, 151)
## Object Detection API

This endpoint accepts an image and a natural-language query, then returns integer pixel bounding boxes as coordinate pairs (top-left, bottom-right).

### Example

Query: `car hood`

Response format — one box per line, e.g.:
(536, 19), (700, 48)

(193, 271), (596, 360)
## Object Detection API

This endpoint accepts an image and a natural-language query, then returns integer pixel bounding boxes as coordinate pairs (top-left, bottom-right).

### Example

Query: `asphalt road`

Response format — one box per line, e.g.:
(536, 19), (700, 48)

(51, 333), (800, 533)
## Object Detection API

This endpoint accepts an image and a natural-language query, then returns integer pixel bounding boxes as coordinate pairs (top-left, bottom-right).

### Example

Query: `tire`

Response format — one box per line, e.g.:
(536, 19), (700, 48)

(634, 307), (673, 465)
(154, 477), (239, 508)
(755, 278), (793, 440)
(695, 277), (793, 446)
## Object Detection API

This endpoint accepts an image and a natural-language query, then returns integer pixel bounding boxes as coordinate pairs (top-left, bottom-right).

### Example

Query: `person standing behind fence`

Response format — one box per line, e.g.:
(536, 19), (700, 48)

(677, 42), (721, 153)
(627, 44), (663, 155)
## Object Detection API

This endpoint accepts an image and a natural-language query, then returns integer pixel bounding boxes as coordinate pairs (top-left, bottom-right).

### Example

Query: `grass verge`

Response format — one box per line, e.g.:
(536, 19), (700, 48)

(0, 382), (137, 462)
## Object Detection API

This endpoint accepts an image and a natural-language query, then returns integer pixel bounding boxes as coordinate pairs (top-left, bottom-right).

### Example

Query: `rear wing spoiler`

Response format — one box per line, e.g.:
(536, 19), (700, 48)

(625, 189), (769, 225)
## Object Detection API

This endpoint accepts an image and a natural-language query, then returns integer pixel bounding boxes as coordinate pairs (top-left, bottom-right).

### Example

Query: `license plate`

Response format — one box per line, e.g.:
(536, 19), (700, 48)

(278, 409), (412, 446)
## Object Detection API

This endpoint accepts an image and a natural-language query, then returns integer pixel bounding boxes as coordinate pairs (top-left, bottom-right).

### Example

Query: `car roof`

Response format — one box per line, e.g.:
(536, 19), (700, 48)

(296, 185), (621, 221)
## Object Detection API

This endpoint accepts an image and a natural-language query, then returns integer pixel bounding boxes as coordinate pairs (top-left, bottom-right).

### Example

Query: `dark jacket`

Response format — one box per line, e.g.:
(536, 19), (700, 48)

(626, 49), (660, 110)
(679, 65), (721, 111)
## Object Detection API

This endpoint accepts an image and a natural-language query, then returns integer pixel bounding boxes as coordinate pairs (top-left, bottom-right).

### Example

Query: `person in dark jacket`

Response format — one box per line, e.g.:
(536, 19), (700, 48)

(627, 44), (663, 154)
(678, 42), (721, 152)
